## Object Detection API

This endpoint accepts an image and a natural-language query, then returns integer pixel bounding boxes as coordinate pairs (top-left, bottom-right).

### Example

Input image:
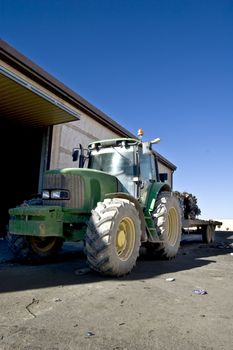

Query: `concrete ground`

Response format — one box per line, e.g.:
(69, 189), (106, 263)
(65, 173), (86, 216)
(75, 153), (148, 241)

(0, 231), (233, 350)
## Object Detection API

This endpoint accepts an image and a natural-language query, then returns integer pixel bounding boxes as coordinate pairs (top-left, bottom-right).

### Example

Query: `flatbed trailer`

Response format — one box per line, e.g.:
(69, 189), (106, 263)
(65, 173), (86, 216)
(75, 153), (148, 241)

(182, 219), (222, 244)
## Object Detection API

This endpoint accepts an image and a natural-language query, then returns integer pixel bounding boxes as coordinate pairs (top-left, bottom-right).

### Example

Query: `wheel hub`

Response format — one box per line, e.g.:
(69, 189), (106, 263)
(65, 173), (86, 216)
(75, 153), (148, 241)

(115, 217), (136, 260)
(30, 236), (57, 253)
(117, 230), (126, 249)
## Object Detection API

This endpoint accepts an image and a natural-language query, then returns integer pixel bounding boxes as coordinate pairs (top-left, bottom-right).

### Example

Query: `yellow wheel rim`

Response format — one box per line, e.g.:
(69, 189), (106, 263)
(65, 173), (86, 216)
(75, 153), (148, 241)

(29, 236), (57, 254)
(167, 208), (179, 246)
(115, 217), (136, 261)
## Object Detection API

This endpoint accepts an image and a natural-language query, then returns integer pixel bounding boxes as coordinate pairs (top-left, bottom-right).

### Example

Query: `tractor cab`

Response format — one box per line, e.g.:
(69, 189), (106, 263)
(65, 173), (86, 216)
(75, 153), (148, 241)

(73, 135), (162, 204)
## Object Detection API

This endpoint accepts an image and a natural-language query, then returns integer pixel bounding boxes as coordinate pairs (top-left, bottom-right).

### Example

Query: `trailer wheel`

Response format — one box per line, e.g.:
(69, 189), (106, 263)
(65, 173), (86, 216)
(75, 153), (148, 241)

(202, 224), (215, 244)
(7, 233), (63, 263)
(147, 192), (182, 259)
(86, 198), (141, 276)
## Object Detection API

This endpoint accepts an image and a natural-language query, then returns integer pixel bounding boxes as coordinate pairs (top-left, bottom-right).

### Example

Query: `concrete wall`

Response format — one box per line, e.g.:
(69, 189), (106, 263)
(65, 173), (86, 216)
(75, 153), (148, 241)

(50, 120), (174, 188)
(157, 162), (173, 188)
(50, 113), (121, 169)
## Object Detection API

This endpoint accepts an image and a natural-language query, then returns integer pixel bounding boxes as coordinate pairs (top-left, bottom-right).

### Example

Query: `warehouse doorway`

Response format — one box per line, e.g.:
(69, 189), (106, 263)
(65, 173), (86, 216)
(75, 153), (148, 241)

(0, 118), (46, 235)
(0, 64), (78, 237)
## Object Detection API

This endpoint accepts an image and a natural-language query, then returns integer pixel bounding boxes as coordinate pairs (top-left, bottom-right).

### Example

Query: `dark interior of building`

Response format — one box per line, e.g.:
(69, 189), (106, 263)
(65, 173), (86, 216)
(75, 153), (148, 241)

(0, 118), (43, 235)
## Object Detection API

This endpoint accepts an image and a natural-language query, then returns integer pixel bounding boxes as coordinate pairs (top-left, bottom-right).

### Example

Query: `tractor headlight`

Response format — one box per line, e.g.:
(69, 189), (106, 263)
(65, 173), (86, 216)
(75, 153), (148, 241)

(42, 190), (50, 199)
(42, 190), (69, 199)
(51, 190), (69, 199)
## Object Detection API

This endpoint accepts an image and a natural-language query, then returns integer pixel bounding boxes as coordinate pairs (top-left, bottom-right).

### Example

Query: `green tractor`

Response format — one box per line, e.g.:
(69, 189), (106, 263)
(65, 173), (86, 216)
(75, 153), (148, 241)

(7, 134), (182, 276)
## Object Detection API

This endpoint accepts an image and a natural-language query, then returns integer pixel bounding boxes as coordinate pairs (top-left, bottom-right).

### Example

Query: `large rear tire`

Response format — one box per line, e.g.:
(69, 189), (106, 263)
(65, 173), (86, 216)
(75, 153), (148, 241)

(7, 233), (63, 263)
(86, 198), (141, 277)
(146, 192), (182, 259)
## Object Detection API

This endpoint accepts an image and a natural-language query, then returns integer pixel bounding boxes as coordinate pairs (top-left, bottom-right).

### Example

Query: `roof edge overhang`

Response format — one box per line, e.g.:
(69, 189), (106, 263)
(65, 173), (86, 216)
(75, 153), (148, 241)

(0, 65), (81, 123)
(0, 39), (134, 137)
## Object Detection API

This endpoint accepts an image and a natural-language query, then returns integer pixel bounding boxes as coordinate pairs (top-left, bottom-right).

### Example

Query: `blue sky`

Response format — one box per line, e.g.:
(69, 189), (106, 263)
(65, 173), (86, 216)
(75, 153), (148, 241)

(1, 0), (233, 219)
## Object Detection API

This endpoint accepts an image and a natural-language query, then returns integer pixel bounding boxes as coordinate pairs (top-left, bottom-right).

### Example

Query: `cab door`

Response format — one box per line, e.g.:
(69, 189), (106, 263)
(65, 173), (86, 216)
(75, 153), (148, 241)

(138, 148), (157, 206)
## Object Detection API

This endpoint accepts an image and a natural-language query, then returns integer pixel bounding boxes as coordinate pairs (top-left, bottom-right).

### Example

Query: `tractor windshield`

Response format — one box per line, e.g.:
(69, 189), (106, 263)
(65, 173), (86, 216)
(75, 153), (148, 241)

(89, 146), (136, 196)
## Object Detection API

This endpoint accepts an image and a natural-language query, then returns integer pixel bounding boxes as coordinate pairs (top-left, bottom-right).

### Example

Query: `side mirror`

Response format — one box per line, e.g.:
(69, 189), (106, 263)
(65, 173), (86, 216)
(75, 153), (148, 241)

(72, 144), (86, 168)
(159, 173), (168, 182)
(72, 149), (79, 162)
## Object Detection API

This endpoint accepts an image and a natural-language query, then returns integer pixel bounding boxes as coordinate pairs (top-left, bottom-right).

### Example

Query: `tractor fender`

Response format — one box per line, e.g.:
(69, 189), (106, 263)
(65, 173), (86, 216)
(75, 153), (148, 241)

(145, 183), (171, 213)
(105, 192), (147, 241)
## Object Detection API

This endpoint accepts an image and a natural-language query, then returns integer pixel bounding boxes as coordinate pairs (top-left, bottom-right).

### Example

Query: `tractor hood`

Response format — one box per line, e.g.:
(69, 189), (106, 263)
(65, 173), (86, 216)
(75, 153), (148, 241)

(42, 168), (121, 212)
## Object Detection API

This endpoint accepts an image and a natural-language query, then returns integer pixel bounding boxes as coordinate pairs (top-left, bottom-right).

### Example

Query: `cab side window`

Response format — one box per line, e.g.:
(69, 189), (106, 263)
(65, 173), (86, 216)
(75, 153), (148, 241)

(139, 150), (154, 181)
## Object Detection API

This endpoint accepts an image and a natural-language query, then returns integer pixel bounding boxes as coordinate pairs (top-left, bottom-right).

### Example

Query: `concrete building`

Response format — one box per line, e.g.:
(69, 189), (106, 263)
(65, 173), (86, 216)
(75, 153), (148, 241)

(0, 39), (176, 235)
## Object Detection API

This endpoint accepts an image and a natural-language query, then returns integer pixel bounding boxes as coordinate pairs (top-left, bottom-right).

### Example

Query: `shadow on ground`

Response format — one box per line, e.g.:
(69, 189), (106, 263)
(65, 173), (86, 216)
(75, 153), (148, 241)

(0, 231), (232, 293)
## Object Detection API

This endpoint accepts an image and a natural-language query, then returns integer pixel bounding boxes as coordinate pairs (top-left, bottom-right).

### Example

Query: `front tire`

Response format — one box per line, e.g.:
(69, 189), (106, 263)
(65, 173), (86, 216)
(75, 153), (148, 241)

(7, 197), (63, 263)
(7, 233), (63, 263)
(147, 192), (182, 259)
(86, 198), (141, 276)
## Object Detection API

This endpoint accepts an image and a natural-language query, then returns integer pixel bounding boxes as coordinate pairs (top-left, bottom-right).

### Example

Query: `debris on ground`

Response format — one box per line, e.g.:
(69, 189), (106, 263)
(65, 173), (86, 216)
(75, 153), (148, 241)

(192, 289), (208, 295)
(166, 277), (175, 282)
(25, 298), (39, 318)
(85, 331), (95, 337)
